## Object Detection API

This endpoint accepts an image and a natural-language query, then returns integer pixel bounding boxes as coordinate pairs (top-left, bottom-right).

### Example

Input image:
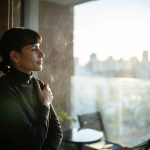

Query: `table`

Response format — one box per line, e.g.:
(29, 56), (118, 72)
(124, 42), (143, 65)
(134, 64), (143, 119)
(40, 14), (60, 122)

(63, 128), (103, 150)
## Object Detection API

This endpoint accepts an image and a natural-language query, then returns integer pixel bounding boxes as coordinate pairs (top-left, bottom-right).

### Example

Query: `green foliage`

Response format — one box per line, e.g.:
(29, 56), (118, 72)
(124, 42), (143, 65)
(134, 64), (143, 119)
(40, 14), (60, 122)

(57, 111), (74, 123)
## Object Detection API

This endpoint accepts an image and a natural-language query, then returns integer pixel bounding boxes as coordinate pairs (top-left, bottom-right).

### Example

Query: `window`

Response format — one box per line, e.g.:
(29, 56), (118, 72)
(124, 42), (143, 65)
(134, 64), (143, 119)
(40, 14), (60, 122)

(72, 0), (150, 146)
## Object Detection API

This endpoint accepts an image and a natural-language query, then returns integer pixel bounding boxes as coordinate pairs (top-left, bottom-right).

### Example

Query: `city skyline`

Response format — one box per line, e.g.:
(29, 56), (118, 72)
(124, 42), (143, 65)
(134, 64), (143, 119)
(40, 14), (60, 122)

(73, 0), (150, 65)
(75, 49), (149, 66)
(75, 50), (150, 80)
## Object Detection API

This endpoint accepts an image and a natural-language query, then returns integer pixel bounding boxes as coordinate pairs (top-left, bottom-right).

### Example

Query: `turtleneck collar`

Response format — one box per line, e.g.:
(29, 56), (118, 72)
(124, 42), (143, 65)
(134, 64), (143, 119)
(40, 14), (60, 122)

(7, 68), (33, 85)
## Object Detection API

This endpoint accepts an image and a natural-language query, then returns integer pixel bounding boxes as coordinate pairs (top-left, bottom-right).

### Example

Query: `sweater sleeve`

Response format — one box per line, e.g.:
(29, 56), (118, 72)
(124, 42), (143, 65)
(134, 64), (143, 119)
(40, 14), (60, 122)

(42, 104), (63, 150)
(35, 78), (63, 149)
(0, 86), (50, 150)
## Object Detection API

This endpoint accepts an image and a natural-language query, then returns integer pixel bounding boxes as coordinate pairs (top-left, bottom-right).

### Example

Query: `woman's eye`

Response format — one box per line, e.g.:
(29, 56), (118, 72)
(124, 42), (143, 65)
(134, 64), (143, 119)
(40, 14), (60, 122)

(32, 47), (37, 51)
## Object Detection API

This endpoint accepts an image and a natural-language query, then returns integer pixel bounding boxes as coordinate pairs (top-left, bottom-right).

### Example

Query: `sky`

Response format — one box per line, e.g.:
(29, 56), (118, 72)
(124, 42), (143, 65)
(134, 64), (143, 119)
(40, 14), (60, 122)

(73, 0), (150, 65)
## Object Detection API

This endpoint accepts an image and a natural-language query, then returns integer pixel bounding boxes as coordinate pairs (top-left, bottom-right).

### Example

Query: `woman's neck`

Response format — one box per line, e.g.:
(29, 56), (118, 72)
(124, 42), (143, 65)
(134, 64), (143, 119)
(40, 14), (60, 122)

(14, 67), (32, 75)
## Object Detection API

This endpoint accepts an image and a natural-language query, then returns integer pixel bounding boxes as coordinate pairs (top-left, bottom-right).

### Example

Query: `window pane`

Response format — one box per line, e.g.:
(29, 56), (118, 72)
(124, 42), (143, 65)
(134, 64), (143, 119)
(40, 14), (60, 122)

(72, 0), (150, 146)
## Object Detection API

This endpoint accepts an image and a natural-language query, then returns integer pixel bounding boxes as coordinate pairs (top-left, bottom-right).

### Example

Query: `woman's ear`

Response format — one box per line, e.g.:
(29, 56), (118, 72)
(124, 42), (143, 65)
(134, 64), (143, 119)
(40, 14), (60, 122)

(9, 50), (20, 64)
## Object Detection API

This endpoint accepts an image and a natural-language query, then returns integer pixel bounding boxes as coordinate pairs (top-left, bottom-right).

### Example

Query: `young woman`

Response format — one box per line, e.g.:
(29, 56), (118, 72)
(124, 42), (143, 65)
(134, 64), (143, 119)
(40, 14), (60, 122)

(0, 28), (63, 150)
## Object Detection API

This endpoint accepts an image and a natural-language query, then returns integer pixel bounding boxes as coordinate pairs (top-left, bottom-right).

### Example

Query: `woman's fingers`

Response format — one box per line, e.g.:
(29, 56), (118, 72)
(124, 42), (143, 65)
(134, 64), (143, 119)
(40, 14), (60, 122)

(35, 80), (41, 91)
(43, 84), (54, 100)
(46, 85), (53, 97)
(35, 80), (53, 107)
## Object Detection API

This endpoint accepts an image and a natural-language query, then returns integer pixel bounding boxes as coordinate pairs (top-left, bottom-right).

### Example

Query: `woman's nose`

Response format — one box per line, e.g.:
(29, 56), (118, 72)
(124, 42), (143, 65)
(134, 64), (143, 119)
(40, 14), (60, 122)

(39, 49), (45, 58)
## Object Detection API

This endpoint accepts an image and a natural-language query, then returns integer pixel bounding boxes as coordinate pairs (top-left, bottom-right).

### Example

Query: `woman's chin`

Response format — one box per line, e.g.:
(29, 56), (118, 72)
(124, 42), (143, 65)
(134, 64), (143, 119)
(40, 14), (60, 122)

(33, 66), (43, 72)
(38, 66), (43, 71)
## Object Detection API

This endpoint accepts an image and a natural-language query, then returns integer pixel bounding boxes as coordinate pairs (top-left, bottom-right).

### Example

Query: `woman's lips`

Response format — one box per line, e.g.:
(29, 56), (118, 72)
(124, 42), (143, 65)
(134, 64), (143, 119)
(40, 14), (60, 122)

(37, 60), (43, 65)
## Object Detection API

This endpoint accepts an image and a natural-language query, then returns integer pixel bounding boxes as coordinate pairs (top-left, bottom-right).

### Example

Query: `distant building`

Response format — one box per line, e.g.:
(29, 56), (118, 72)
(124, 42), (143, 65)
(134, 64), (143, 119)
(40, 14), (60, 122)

(136, 50), (150, 80)
(74, 50), (150, 80)
(142, 50), (148, 62)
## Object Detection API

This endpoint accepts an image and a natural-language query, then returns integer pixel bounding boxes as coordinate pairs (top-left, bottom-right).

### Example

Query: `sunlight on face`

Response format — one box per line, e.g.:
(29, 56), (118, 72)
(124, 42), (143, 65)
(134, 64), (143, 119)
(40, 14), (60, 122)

(15, 44), (45, 74)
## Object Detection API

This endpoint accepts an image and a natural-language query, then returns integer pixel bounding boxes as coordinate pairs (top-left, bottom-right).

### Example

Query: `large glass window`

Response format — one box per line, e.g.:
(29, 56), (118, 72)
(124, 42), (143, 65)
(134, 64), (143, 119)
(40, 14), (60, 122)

(72, 0), (150, 146)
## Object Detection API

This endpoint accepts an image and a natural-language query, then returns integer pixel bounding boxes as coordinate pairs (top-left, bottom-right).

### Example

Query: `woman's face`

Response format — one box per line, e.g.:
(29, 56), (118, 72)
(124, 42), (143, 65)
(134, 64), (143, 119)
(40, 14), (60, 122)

(12, 43), (45, 74)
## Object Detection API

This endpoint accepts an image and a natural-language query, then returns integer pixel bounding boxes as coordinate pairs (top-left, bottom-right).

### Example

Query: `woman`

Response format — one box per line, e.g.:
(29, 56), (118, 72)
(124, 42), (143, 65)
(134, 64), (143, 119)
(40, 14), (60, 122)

(0, 28), (63, 150)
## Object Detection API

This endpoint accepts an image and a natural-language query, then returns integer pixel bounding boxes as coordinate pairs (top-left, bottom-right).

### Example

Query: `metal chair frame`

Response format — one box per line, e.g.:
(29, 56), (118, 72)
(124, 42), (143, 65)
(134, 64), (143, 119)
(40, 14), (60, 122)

(78, 111), (122, 150)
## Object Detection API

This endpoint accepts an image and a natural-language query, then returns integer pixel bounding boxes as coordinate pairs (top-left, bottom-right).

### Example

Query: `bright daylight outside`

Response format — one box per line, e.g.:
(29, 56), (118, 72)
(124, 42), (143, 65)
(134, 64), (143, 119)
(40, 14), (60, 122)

(71, 0), (150, 146)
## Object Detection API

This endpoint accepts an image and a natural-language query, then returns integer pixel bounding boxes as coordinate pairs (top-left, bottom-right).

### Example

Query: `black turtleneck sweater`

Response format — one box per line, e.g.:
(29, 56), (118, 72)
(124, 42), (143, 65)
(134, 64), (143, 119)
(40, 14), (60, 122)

(0, 69), (63, 150)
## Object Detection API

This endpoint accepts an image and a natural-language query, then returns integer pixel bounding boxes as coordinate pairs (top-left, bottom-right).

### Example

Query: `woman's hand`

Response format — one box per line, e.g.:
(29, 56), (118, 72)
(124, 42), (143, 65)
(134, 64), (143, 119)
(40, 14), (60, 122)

(36, 80), (53, 107)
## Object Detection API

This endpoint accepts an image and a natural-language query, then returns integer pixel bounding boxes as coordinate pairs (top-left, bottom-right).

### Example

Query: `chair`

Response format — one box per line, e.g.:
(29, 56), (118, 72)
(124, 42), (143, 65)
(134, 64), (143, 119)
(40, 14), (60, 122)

(123, 139), (150, 150)
(78, 112), (123, 150)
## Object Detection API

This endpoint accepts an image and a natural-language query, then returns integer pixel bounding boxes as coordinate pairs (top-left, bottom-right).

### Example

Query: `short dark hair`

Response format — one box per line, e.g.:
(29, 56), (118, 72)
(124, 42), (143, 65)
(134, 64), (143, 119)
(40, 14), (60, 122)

(0, 27), (42, 72)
